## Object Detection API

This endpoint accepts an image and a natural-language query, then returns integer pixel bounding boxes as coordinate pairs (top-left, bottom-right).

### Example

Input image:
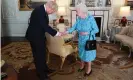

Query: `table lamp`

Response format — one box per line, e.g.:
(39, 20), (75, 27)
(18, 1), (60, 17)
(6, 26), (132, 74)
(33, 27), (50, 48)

(56, 7), (67, 32)
(119, 6), (131, 27)
(57, 6), (67, 23)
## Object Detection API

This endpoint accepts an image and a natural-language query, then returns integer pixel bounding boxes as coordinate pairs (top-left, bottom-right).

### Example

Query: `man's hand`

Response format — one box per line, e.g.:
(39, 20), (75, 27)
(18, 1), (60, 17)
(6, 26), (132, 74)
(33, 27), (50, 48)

(55, 31), (68, 36)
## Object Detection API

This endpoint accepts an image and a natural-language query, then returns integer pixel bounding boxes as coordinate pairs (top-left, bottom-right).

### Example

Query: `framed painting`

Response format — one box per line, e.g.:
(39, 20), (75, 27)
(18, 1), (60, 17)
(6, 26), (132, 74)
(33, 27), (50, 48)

(19, 0), (47, 11)
(125, 0), (133, 10)
(106, 0), (111, 7)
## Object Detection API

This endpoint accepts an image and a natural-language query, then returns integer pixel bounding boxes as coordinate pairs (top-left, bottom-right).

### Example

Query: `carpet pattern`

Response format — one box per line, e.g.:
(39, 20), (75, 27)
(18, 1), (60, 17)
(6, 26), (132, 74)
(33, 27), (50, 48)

(1, 42), (133, 80)
(1, 42), (33, 72)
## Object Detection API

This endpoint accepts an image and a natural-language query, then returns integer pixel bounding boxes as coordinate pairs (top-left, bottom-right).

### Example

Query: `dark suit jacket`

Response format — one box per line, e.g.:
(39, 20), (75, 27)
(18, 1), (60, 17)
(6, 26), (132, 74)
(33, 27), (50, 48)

(25, 4), (57, 41)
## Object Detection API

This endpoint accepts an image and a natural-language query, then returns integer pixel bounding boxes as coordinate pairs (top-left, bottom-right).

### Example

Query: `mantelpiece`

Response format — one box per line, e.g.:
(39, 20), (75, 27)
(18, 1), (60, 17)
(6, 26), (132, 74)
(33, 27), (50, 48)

(70, 7), (111, 10)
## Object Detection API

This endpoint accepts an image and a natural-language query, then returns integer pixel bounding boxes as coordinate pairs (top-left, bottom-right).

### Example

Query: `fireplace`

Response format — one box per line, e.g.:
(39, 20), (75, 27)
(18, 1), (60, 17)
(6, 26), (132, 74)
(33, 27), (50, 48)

(95, 17), (102, 37)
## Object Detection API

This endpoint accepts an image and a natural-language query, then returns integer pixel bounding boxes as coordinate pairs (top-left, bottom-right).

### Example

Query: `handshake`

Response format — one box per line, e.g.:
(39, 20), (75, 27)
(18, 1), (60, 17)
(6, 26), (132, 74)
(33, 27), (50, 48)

(56, 31), (68, 36)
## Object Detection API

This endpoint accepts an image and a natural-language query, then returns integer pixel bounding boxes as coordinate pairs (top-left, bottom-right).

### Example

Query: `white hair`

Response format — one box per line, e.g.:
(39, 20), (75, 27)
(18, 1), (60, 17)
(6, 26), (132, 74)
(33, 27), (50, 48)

(46, 1), (58, 12)
(76, 3), (88, 14)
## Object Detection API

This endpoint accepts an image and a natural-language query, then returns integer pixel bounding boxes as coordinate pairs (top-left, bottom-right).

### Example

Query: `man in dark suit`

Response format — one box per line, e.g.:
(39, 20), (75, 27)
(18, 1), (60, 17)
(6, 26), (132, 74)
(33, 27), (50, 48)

(25, 1), (62, 80)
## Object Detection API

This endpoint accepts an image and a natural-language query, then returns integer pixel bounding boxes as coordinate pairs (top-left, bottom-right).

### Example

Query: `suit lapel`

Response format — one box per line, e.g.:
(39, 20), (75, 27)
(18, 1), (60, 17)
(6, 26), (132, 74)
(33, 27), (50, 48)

(40, 5), (49, 24)
(45, 12), (49, 24)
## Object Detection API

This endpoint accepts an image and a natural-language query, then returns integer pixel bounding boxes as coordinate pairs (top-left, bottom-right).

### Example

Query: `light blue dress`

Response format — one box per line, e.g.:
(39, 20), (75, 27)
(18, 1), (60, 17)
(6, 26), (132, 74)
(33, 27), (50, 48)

(68, 14), (99, 62)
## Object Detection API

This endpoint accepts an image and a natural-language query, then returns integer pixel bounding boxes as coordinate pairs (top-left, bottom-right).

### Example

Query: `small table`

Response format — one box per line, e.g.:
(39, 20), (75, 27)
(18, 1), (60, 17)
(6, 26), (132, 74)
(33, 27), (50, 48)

(1, 63), (18, 80)
(110, 26), (123, 41)
(62, 34), (74, 42)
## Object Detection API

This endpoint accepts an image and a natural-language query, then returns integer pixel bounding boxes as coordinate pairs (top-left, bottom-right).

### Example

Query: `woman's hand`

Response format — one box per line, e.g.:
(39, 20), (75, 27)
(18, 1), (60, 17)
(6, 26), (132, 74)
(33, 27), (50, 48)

(63, 31), (69, 35)
(59, 31), (68, 36)
(80, 32), (88, 35)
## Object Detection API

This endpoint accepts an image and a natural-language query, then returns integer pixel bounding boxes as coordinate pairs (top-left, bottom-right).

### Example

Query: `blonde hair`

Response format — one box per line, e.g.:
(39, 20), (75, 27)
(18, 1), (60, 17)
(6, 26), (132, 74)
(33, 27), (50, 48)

(46, 1), (58, 12)
(76, 3), (88, 14)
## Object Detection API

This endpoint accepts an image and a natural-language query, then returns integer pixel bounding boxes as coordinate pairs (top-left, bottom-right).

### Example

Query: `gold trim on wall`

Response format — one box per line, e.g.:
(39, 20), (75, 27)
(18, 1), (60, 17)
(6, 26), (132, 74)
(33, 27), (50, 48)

(125, 0), (133, 10)
(19, 0), (33, 11)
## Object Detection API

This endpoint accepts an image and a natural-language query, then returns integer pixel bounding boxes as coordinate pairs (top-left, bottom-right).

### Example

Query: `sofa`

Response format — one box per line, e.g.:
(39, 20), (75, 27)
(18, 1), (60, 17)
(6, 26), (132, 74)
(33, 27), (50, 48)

(114, 25), (133, 57)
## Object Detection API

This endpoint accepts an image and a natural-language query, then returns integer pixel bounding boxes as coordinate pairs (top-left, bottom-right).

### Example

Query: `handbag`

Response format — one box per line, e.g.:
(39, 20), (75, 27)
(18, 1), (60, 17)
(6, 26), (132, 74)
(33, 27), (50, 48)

(85, 31), (96, 51)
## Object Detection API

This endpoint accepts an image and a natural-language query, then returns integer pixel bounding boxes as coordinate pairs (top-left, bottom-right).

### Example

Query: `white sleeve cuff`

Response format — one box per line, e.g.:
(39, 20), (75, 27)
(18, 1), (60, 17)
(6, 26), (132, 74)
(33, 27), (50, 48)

(55, 32), (60, 36)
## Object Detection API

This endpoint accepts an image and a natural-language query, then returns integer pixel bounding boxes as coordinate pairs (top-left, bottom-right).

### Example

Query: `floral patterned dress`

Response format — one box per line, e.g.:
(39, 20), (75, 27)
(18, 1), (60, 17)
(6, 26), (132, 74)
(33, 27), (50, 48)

(68, 14), (99, 62)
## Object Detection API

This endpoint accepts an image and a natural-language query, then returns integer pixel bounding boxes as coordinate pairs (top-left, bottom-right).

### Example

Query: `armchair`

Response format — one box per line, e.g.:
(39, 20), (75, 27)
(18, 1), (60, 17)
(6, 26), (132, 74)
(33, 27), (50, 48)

(114, 25), (133, 57)
(45, 33), (77, 69)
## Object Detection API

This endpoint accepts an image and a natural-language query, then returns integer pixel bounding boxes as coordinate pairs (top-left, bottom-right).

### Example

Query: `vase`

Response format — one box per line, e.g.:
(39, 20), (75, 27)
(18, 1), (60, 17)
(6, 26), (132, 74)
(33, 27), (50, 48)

(106, 0), (111, 6)
(70, 0), (75, 6)
(97, 0), (106, 7)
(105, 29), (111, 43)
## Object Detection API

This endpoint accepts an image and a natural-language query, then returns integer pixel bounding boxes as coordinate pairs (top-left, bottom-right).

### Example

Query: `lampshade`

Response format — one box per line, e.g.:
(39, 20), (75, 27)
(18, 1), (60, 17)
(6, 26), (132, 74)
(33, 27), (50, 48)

(57, 7), (67, 16)
(119, 6), (131, 17)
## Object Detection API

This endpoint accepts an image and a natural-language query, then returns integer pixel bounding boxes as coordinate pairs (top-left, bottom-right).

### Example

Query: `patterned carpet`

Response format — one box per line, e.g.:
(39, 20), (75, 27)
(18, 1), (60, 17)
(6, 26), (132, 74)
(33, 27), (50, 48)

(1, 42), (133, 80)
(1, 42), (33, 72)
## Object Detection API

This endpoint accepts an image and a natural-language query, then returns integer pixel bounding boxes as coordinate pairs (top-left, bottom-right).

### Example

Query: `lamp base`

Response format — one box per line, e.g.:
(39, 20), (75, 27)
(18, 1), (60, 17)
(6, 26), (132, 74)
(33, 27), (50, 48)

(59, 16), (64, 23)
(121, 16), (127, 27)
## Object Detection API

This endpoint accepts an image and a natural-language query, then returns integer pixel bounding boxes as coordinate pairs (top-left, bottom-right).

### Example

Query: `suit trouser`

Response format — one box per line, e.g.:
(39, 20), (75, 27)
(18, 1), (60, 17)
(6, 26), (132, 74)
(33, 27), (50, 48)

(29, 39), (48, 80)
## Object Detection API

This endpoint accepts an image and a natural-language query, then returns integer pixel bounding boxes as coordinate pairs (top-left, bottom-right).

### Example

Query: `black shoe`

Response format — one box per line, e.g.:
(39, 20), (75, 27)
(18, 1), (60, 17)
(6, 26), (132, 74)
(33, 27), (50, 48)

(84, 70), (92, 77)
(77, 67), (85, 72)
(37, 75), (50, 80)
(47, 69), (56, 74)
(47, 69), (57, 76)
(44, 77), (52, 80)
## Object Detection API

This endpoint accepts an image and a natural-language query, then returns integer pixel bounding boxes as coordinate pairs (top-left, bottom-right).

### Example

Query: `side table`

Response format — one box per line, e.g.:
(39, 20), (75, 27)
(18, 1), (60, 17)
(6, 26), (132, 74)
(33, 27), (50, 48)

(62, 34), (73, 42)
(110, 26), (123, 41)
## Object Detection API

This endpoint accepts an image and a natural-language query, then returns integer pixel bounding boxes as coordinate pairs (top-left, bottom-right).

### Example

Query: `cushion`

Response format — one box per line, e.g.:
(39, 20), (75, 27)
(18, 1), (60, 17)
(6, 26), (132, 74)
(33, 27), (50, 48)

(119, 27), (129, 35)
(115, 34), (130, 41)
(122, 37), (133, 49)
(61, 45), (74, 57)
(127, 26), (133, 37)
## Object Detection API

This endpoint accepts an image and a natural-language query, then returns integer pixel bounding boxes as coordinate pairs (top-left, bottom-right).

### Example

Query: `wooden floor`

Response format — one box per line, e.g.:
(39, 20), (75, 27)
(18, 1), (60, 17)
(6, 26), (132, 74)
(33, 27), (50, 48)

(1, 64), (18, 80)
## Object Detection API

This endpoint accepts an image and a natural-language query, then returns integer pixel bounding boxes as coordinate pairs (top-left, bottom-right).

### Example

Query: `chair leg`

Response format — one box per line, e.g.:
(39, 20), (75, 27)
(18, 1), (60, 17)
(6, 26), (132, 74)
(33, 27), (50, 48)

(114, 38), (116, 44)
(47, 53), (50, 64)
(128, 48), (132, 58)
(120, 42), (122, 50)
(74, 52), (78, 61)
(60, 57), (65, 70)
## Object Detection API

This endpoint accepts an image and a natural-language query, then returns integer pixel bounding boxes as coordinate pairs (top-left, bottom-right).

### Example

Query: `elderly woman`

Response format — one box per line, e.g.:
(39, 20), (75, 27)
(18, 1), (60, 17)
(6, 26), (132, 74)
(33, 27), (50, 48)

(65, 3), (99, 76)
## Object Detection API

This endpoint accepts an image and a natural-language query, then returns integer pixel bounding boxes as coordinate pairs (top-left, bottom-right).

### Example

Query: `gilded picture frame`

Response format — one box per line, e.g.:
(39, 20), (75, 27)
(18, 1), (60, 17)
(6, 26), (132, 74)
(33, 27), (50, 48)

(125, 0), (133, 10)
